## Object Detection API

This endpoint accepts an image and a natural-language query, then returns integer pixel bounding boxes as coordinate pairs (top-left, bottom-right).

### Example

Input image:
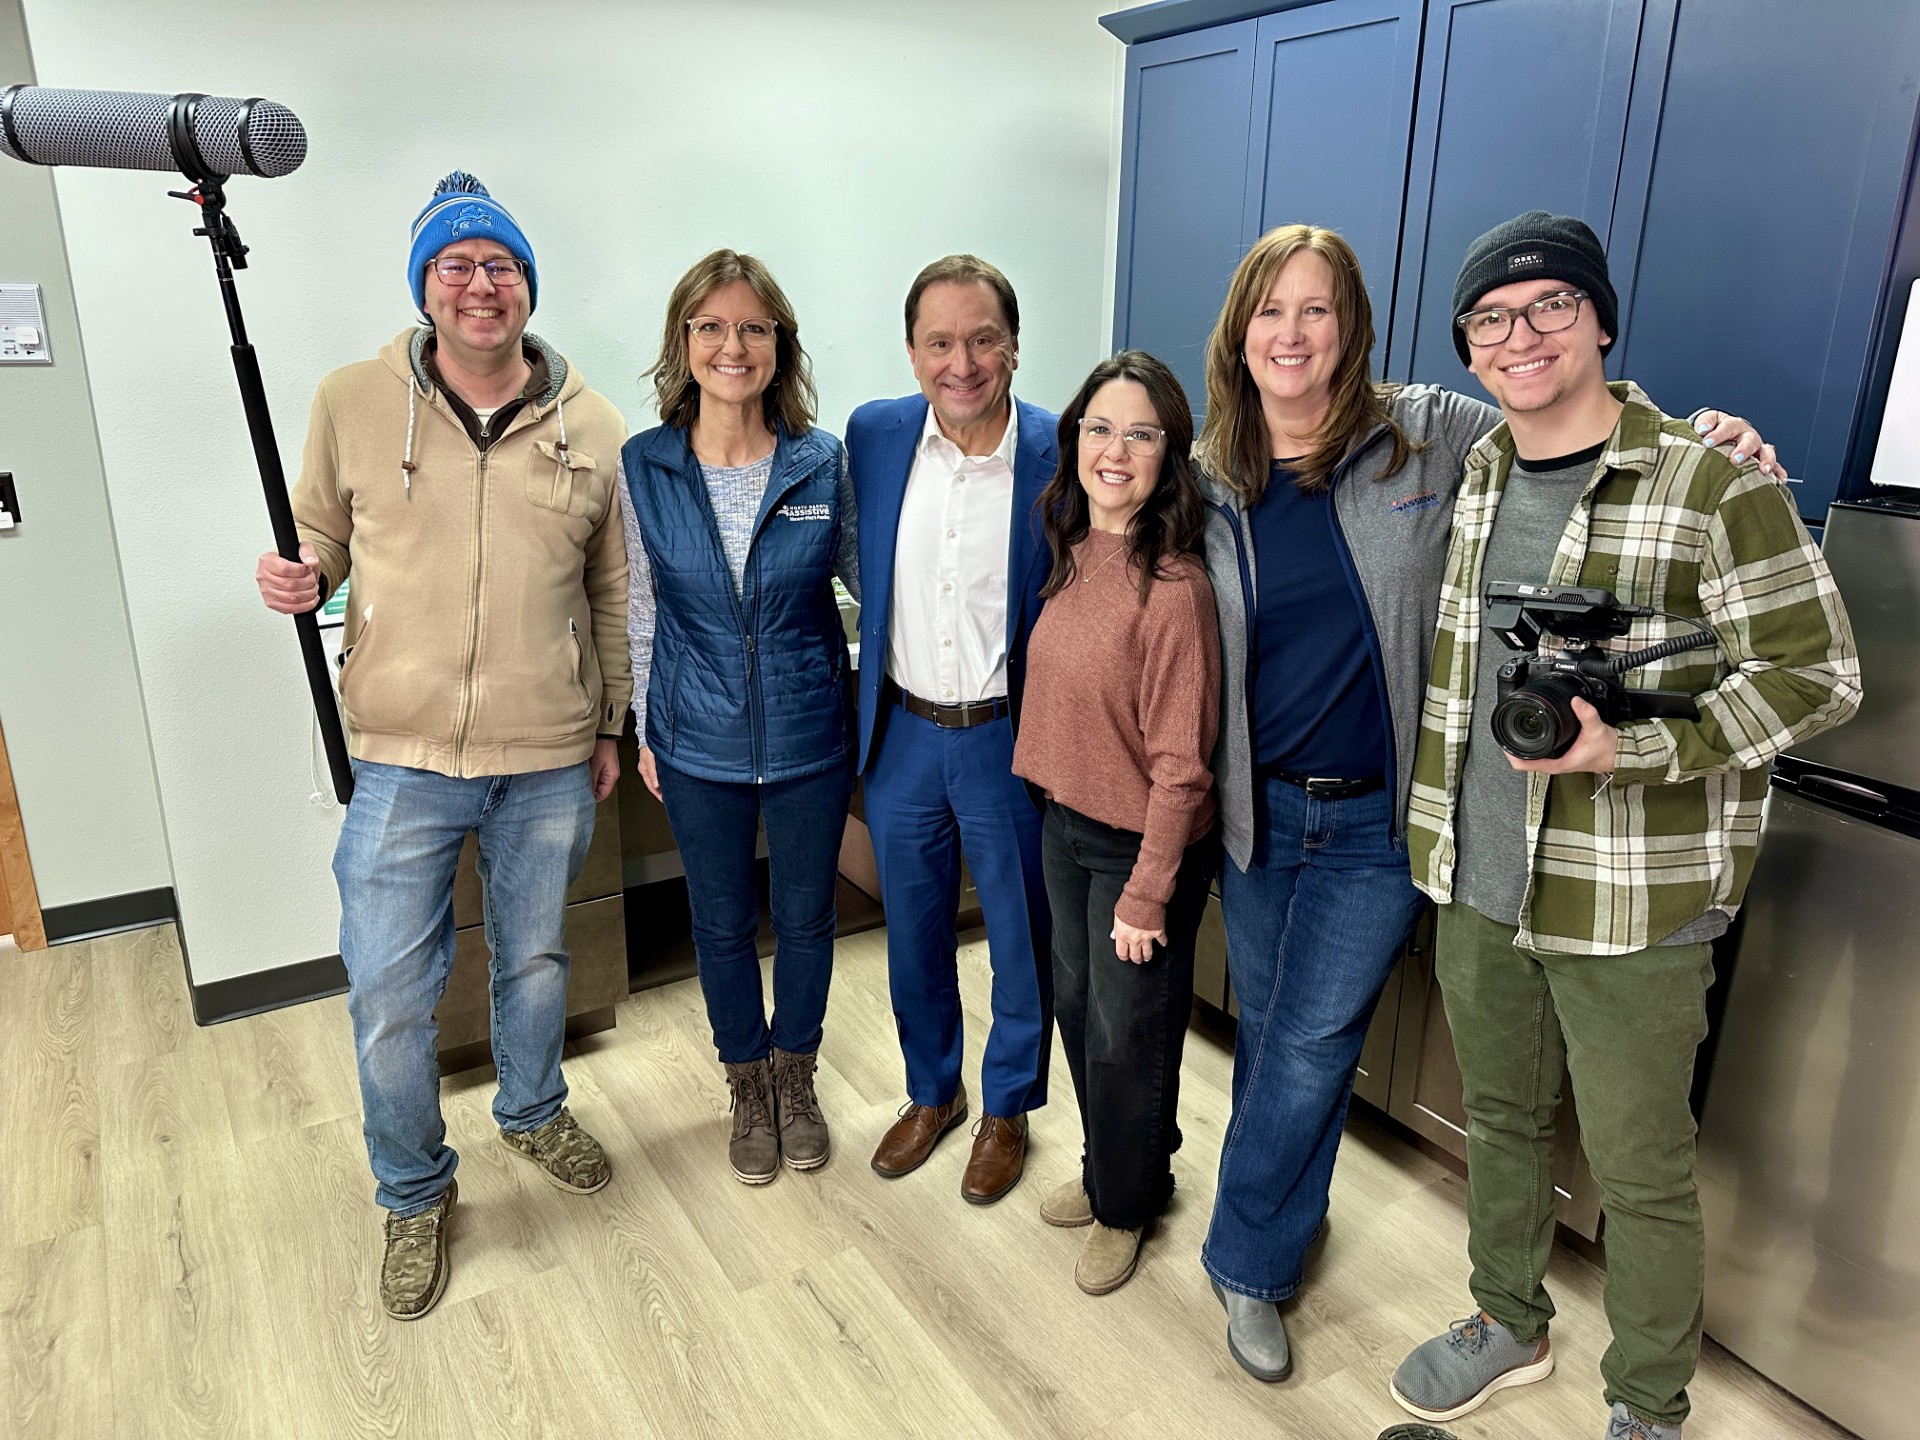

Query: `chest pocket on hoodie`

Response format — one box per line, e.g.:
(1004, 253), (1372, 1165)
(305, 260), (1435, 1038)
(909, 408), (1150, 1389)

(529, 440), (606, 521)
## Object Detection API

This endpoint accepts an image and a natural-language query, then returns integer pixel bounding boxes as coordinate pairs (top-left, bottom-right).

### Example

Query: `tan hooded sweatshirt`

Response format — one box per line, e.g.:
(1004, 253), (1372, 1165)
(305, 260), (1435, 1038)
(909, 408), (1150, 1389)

(292, 327), (631, 778)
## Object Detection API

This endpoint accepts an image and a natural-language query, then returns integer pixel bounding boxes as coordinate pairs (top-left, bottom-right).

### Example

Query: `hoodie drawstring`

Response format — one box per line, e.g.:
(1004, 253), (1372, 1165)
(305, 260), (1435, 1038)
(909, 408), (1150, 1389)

(555, 392), (568, 459)
(402, 379), (421, 499)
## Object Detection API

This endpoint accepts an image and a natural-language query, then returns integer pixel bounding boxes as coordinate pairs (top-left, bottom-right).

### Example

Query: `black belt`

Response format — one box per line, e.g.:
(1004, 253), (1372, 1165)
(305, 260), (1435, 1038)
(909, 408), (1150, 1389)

(1262, 767), (1385, 799)
(888, 679), (1010, 729)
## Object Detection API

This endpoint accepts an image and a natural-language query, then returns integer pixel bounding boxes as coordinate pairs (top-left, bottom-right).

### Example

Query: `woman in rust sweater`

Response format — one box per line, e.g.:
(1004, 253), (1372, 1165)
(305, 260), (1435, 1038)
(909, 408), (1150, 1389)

(1013, 350), (1221, 1296)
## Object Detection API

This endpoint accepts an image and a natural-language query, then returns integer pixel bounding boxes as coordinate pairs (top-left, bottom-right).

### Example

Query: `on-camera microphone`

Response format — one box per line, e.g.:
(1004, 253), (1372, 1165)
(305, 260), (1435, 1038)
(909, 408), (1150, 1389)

(0, 86), (306, 180)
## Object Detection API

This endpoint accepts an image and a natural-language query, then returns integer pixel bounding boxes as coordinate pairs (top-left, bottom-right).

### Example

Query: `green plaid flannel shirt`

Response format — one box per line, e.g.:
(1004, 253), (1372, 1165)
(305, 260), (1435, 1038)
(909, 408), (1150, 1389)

(1408, 383), (1861, 954)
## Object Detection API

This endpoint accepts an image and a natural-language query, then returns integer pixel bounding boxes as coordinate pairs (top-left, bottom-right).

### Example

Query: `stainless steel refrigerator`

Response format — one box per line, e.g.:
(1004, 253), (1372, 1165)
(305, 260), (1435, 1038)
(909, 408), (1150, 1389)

(1697, 496), (1920, 1440)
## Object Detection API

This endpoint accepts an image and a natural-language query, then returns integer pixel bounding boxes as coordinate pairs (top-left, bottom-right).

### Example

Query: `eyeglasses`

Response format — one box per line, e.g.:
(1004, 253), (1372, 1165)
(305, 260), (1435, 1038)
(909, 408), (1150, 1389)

(429, 256), (527, 287)
(688, 316), (778, 348)
(1455, 290), (1589, 347)
(1077, 418), (1166, 456)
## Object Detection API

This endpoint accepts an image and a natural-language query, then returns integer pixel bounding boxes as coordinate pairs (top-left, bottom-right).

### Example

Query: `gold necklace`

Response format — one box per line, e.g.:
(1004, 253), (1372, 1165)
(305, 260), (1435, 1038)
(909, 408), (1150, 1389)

(1081, 538), (1129, 584)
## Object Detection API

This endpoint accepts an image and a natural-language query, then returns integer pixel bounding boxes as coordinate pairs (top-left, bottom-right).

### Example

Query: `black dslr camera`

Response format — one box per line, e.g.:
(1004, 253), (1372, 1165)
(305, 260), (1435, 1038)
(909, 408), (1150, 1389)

(1484, 582), (1717, 760)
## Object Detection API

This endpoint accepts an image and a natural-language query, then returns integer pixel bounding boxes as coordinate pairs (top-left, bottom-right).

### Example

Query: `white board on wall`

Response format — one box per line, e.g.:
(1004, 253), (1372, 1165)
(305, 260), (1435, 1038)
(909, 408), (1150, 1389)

(1871, 278), (1920, 490)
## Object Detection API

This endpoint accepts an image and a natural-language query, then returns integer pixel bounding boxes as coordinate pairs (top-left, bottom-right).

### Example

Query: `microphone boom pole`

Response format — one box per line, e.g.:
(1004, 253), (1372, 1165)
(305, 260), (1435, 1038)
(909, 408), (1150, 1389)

(2, 85), (349, 803)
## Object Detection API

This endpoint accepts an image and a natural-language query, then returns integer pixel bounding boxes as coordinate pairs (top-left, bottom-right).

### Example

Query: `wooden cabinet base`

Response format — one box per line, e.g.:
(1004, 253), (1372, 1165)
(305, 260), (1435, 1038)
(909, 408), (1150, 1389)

(433, 892), (627, 1076)
(439, 1004), (617, 1078)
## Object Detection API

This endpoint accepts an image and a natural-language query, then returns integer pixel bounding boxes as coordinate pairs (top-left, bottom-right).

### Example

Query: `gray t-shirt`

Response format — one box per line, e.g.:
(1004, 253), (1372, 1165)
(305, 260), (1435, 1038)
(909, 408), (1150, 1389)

(1455, 444), (1727, 947)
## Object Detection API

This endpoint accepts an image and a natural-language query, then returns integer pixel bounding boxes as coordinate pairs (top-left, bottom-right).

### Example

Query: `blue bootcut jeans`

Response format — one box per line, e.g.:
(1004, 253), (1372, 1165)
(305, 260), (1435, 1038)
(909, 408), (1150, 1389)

(654, 754), (855, 1065)
(1202, 776), (1426, 1300)
(334, 758), (595, 1217)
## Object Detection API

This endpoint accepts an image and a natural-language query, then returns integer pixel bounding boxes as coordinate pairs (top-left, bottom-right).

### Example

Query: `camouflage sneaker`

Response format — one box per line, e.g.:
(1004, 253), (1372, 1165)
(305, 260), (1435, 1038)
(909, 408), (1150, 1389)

(381, 1180), (456, 1321)
(772, 1047), (831, 1171)
(498, 1107), (610, 1195)
(724, 1058), (780, 1185)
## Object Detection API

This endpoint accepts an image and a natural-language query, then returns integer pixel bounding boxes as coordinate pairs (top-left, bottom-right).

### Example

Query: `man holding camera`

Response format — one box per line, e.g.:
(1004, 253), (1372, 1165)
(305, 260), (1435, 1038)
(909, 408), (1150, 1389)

(1392, 213), (1860, 1440)
(255, 172), (629, 1321)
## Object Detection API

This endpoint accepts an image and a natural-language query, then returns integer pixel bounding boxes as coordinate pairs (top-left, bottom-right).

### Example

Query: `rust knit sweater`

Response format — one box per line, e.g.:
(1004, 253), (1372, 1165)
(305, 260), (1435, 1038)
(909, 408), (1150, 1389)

(1013, 528), (1220, 932)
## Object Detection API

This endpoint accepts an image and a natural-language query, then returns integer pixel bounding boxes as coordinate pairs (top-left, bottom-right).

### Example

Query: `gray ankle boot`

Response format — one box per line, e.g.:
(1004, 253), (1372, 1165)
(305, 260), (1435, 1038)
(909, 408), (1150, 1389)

(1211, 1278), (1292, 1381)
(772, 1047), (830, 1170)
(722, 1058), (779, 1185)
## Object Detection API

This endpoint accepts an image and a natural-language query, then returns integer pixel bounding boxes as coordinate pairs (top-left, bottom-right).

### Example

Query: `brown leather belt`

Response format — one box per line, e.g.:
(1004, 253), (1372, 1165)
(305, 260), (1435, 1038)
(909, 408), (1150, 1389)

(888, 679), (1011, 729)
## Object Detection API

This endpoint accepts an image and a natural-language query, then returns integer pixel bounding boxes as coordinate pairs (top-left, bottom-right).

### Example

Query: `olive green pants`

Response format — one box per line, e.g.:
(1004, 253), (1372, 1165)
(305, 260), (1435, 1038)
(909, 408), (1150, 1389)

(1435, 902), (1714, 1428)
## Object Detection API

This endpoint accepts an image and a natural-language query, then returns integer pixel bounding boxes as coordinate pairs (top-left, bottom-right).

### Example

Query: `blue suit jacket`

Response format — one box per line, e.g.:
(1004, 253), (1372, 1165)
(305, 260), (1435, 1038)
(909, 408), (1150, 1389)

(846, 395), (1060, 775)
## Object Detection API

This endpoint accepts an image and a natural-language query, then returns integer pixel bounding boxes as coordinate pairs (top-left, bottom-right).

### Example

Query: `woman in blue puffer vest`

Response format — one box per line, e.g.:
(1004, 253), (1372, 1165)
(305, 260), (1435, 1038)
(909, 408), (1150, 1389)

(619, 249), (859, 1186)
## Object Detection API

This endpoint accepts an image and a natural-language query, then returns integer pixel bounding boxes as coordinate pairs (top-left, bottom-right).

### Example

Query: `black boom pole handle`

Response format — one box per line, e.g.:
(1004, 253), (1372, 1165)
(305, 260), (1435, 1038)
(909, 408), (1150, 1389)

(182, 178), (354, 806)
(231, 341), (356, 805)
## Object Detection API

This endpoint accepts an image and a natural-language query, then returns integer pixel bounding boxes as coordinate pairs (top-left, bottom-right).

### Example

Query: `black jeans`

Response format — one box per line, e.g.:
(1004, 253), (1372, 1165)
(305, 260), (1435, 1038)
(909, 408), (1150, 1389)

(1042, 801), (1217, 1229)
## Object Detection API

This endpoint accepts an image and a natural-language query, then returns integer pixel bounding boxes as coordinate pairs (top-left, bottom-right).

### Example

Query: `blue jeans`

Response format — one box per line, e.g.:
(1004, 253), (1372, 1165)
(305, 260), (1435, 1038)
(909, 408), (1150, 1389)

(655, 755), (855, 1065)
(334, 759), (595, 1216)
(1202, 777), (1425, 1299)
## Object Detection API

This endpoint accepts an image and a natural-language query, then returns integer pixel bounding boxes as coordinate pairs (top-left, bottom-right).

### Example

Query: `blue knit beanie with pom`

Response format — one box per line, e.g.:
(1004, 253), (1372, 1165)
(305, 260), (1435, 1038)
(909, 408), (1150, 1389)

(407, 170), (538, 320)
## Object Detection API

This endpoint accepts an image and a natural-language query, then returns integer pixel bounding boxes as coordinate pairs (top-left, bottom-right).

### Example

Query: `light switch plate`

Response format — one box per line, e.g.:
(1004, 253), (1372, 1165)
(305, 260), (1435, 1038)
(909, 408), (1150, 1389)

(0, 284), (52, 364)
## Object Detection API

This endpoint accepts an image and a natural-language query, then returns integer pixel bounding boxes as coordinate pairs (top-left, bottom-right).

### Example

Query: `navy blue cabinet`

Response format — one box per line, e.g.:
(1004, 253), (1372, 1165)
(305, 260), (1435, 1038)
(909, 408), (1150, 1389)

(1105, 0), (1920, 520)
(1243, 1), (1424, 374)
(1610, 0), (1920, 518)
(1113, 22), (1258, 410)
(1390, 0), (1661, 395)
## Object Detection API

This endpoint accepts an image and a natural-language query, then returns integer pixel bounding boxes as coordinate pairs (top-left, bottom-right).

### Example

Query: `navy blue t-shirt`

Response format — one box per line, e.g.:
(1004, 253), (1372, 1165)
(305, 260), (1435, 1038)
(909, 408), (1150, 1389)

(1247, 463), (1388, 779)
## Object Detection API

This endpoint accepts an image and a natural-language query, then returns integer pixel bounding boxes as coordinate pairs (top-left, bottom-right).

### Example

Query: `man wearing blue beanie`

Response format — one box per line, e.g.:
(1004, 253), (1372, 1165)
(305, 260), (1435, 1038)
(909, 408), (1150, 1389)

(254, 170), (630, 1321)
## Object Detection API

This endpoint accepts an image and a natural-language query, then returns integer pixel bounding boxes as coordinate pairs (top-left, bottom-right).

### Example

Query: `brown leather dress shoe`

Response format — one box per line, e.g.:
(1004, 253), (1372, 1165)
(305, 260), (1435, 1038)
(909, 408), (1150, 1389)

(870, 1083), (969, 1178)
(961, 1113), (1028, 1205)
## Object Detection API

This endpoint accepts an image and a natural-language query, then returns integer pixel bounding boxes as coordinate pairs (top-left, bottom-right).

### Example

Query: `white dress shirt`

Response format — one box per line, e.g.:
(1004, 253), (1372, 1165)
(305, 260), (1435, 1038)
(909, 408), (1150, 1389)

(886, 399), (1019, 704)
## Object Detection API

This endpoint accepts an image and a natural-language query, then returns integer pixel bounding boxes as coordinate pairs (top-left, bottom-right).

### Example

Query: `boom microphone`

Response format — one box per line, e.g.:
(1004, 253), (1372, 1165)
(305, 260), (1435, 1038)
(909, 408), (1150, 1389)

(0, 86), (306, 179)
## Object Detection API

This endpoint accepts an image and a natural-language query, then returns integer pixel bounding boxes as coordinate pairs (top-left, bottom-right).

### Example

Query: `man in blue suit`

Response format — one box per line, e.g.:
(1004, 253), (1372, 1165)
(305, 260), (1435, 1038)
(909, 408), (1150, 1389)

(848, 254), (1058, 1204)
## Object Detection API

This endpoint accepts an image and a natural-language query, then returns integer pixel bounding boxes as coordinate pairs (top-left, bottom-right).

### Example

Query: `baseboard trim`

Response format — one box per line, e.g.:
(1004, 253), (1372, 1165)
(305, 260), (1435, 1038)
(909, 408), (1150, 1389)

(42, 886), (178, 945)
(190, 953), (348, 1026)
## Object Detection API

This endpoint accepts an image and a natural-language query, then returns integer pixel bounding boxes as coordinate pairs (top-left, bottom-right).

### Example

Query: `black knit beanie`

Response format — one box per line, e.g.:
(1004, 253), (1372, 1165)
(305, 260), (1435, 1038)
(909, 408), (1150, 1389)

(1451, 210), (1617, 365)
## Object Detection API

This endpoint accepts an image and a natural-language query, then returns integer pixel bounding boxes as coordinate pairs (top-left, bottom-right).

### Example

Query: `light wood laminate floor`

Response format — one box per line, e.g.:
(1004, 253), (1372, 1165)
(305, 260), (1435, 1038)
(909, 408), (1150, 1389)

(0, 924), (1851, 1440)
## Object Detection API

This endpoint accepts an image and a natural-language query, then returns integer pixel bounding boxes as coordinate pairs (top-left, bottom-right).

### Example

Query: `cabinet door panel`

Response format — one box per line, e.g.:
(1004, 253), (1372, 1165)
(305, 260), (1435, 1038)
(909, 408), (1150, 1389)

(1611, 0), (1920, 520)
(1390, 0), (1647, 390)
(1115, 21), (1258, 411)
(1244, 0), (1424, 376)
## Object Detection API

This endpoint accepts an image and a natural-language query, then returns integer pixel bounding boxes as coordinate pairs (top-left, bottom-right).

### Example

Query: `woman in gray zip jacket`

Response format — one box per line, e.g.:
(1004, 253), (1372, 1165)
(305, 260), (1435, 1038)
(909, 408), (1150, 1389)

(1193, 223), (1766, 1382)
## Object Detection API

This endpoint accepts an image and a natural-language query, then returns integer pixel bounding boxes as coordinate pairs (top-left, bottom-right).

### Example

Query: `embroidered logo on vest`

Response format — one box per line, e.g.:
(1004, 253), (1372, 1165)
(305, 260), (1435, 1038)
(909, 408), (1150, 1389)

(1390, 489), (1441, 515)
(779, 503), (831, 522)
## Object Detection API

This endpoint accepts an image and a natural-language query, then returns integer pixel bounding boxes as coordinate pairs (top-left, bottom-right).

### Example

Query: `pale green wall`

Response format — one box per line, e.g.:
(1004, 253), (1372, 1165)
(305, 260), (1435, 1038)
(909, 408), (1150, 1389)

(0, 1), (173, 916)
(17, 0), (1125, 983)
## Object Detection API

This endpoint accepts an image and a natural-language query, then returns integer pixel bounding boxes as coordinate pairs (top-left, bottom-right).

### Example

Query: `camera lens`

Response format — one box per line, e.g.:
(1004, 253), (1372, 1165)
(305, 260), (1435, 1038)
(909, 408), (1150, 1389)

(1490, 674), (1586, 760)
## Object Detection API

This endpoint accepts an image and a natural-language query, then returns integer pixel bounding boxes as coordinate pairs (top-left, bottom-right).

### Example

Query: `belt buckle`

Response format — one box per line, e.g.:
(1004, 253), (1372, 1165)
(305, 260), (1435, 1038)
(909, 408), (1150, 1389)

(1302, 776), (1344, 798)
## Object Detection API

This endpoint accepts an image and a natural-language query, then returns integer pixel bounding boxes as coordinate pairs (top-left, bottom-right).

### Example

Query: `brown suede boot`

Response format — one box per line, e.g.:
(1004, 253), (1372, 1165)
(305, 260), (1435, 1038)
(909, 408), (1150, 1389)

(722, 1058), (779, 1185)
(772, 1047), (830, 1171)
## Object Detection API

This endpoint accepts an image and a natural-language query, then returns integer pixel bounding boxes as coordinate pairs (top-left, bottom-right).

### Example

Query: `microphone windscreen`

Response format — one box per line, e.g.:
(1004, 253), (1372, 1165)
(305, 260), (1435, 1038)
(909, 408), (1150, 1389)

(0, 87), (306, 178)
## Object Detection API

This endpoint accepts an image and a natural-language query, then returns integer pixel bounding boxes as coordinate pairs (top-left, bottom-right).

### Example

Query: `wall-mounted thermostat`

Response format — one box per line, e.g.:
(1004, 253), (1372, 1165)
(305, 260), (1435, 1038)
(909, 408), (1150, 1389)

(0, 284), (52, 364)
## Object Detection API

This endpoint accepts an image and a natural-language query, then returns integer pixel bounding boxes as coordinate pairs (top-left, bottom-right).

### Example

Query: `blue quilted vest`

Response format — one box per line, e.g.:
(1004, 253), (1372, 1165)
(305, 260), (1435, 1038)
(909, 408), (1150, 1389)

(622, 421), (851, 784)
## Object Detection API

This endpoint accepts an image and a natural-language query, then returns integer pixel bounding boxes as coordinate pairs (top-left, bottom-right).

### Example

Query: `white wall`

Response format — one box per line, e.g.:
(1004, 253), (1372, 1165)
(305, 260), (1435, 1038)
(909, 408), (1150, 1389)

(19, 0), (1127, 984)
(0, 0), (174, 915)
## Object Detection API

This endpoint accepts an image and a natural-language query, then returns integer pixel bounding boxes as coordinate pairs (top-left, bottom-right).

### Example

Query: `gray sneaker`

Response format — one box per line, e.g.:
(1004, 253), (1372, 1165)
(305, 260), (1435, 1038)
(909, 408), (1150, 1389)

(380, 1180), (456, 1321)
(1391, 1312), (1554, 1422)
(724, 1058), (780, 1185)
(498, 1106), (611, 1194)
(772, 1047), (830, 1171)
(1606, 1403), (1681, 1439)
(1211, 1278), (1292, 1382)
